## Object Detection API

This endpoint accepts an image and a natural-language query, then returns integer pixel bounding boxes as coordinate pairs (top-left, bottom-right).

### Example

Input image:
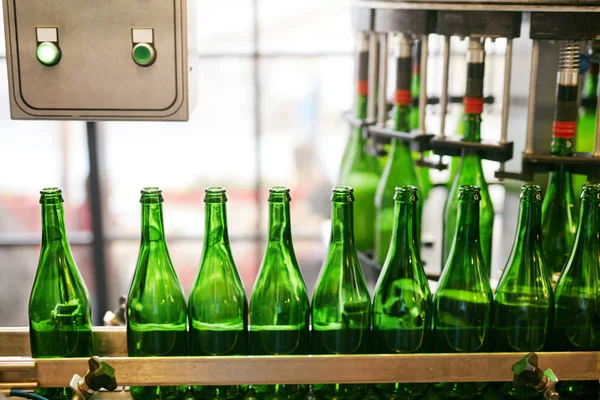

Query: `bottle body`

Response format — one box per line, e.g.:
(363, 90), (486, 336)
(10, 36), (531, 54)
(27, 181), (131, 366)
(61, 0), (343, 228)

(189, 187), (248, 400)
(373, 186), (432, 399)
(493, 185), (554, 399)
(312, 187), (372, 400)
(250, 187), (310, 400)
(553, 184), (600, 399)
(435, 185), (493, 399)
(29, 188), (93, 400)
(126, 188), (188, 400)
(573, 62), (598, 191)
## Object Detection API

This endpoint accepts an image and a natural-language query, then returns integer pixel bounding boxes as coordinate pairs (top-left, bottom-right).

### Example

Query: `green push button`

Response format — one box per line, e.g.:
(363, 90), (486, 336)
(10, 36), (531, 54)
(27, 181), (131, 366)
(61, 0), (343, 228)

(132, 43), (156, 67)
(36, 42), (61, 66)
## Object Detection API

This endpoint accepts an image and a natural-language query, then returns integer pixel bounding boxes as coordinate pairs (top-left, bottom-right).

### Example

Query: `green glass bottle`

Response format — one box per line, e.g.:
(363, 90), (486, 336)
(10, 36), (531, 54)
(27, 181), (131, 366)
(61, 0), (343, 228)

(493, 185), (554, 399)
(442, 39), (494, 272)
(339, 37), (381, 254)
(375, 36), (424, 266)
(373, 185), (432, 399)
(446, 114), (465, 189)
(188, 187), (248, 400)
(126, 187), (188, 400)
(573, 61), (598, 192)
(312, 186), (372, 400)
(553, 184), (600, 399)
(249, 187), (310, 400)
(434, 185), (493, 399)
(409, 41), (433, 200)
(541, 42), (581, 280)
(29, 188), (93, 400)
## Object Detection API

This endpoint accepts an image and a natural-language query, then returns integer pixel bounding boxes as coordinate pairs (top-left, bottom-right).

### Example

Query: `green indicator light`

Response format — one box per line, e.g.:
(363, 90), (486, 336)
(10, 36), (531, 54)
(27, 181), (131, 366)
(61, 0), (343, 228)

(36, 42), (61, 66)
(132, 43), (156, 67)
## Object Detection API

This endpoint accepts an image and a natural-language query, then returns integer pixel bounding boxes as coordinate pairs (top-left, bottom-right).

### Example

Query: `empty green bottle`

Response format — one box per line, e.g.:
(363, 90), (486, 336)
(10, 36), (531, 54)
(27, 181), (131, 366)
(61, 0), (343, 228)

(29, 188), (93, 400)
(434, 185), (493, 399)
(553, 184), (600, 399)
(312, 186), (372, 400)
(573, 61), (598, 193)
(375, 36), (424, 265)
(373, 185), (432, 399)
(126, 188), (188, 400)
(188, 187), (248, 400)
(442, 39), (494, 272)
(249, 187), (310, 400)
(493, 185), (554, 399)
(542, 41), (581, 281)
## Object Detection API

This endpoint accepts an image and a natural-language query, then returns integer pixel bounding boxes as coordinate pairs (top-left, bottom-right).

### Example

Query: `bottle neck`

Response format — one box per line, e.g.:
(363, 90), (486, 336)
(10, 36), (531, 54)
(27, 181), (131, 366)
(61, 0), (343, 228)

(512, 199), (542, 254)
(551, 137), (574, 157)
(582, 65), (598, 109)
(267, 201), (292, 244)
(389, 200), (419, 258)
(204, 202), (229, 248)
(575, 197), (600, 250)
(462, 113), (482, 142)
(141, 202), (166, 243)
(41, 203), (69, 245)
(394, 104), (410, 132)
(330, 202), (355, 245)
(453, 200), (481, 249)
(356, 94), (367, 120)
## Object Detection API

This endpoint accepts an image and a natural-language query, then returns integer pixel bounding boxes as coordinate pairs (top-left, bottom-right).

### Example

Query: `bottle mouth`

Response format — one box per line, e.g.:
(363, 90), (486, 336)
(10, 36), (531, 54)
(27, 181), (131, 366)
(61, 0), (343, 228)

(140, 187), (163, 203)
(39, 187), (64, 204)
(269, 186), (291, 202)
(581, 183), (600, 201)
(520, 184), (542, 201)
(394, 185), (418, 202)
(331, 186), (355, 203)
(205, 186), (227, 203)
(458, 184), (481, 202)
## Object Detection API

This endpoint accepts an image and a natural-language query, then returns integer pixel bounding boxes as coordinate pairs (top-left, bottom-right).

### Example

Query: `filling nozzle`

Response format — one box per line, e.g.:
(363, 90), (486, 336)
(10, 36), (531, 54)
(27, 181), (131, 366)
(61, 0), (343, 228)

(557, 40), (580, 87)
(467, 38), (485, 65)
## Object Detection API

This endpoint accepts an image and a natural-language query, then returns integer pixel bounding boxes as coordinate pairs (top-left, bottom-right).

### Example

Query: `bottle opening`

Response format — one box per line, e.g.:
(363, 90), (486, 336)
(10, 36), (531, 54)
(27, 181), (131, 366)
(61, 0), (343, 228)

(520, 184), (542, 201)
(140, 187), (163, 203)
(269, 186), (291, 202)
(39, 187), (64, 204)
(581, 183), (600, 201)
(331, 186), (355, 203)
(394, 185), (418, 202)
(205, 186), (227, 203)
(458, 184), (481, 202)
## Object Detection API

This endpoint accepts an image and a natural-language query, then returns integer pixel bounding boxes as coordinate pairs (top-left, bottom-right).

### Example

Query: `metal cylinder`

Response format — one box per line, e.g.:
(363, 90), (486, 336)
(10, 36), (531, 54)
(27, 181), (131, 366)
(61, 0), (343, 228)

(557, 40), (580, 87)
(440, 36), (450, 139)
(419, 35), (428, 136)
(501, 39), (513, 145)
(378, 33), (388, 127)
(525, 40), (540, 156)
(367, 33), (379, 123)
(354, 31), (369, 113)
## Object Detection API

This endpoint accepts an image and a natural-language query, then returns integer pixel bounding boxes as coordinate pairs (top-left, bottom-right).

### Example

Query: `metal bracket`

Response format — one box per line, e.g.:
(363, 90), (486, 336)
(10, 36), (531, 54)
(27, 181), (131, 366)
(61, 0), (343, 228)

(530, 12), (600, 40)
(436, 11), (522, 38)
(495, 152), (600, 182)
(367, 126), (434, 152)
(373, 9), (437, 34)
(431, 136), (514, 163)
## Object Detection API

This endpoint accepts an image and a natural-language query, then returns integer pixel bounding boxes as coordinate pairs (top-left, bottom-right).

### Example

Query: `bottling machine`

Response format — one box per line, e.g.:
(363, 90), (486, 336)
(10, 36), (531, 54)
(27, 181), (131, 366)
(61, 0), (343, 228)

(0, 0), (599, 399)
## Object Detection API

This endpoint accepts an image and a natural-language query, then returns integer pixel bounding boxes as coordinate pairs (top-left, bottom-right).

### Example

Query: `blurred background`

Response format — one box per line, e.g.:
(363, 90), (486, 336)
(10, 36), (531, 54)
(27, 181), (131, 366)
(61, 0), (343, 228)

(0, 0), (533, 326)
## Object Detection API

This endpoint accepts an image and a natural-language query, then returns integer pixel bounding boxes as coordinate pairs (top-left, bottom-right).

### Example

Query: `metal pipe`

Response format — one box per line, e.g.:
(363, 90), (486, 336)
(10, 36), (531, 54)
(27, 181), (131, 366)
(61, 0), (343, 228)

(501, 39), (513, 145)
(419, 35), (428, 136)
(525, 40), (540, 156)
(439, 36), (450, 139)
(367, 33), (379, 123)
(378, 33), (388, 127)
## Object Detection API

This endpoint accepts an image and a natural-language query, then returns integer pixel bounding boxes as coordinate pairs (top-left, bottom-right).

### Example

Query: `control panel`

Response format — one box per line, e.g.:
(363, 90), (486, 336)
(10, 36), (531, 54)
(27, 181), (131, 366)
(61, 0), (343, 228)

(2, 0), (191, 121)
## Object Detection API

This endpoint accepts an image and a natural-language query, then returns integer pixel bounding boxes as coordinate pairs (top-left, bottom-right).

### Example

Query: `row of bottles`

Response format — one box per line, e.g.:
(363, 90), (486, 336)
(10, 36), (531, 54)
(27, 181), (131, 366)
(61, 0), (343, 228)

(339, 36), (598, 285)
(28, 181), (600, 400)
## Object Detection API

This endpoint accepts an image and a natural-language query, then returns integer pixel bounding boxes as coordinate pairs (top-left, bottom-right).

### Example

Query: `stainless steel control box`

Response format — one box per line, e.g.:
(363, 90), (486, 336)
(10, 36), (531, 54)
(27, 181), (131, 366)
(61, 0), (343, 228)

(2, 0), (191, 121)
